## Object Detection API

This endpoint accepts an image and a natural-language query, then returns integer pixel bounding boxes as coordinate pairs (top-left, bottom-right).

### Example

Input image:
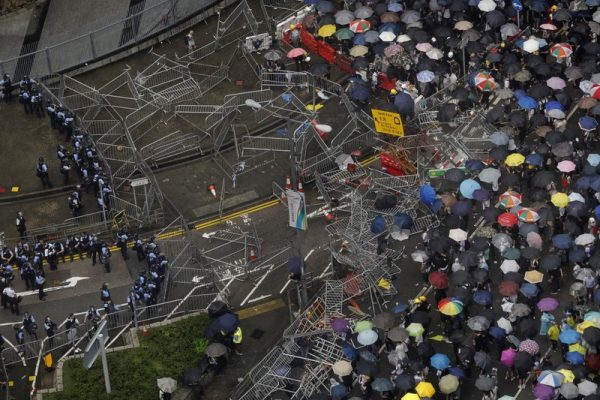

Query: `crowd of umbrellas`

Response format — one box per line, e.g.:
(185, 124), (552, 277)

(267, 0), (600, 398)
(275, 0), (600, 123)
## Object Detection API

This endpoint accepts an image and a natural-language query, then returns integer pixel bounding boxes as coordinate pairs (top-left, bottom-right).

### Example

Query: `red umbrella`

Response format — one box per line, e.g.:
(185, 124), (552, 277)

(498, 212), (518, 227)
(429, 271), (449, 289)
(499, 280), (519, 296)
(586, 353), (600, 373)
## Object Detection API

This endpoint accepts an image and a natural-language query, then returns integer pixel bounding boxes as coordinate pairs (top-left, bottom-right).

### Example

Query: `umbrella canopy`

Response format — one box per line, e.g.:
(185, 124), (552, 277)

(430, 353), (450, 370)
(407, 322), (425, 337)
(372, 378), (394, 392)
(439, 374), (459, 394)
(358, 329), (379, 345)
(287, 48), (307, 58)
(373, 312), (395, 330)
(498, 212), (518, 227)
(333, 360), (353, 376)
(438, 298), (464, 316)
(550, 43), (573, 59)
(388, 326), (409, 342)
(335, 10), (355, 25)
(474, 72), (496, 92)
(355, 320), (375, 333)
(429, 271), (449, 289)
(157, 377), (177, 394)
(475, 375), (495, 392)
(205, 342), (227, 357)
(524, 270), (544, 284)
(467, 316), (490, 331)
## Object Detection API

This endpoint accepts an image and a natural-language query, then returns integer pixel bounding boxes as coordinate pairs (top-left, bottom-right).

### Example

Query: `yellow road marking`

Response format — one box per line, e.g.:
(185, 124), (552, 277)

(237, 297), (285, 320)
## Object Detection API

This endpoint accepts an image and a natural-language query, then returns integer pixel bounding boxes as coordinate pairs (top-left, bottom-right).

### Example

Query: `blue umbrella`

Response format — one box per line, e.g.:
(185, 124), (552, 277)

(331, 384), (349, 399)
(217, 313), (239, 333)
(591, 178), (600, 192)
(526, 153), (544, 166)
(545, 100), (564, 111)
(388, 2), (403, 11)
(364, 30), (380, 44)
(552, 234), (573, 249)
(288, 256), (302, 274)
(531, 0), (548, 11)
(420, 185), (436, 205)
(392, 303), (409, 313)
(579, 116), (598, 131)
(473, 290), (492, 305)
(431, 199), (443, 213)
(372, 378), (394, 392)
(316, 0), (335, 13)
(565, 351), (584, 365)
(594, 289), (600, 305)
(568, 201), (587, 218)
(588, 154), (600, 167)
(586, 0), (600, 6)
(430, 353), (450, 370)
(577, 176), (593, 190)
(459, 179), (481, 199)
(473, 189), (490, 202)
(518, 96), (538, 110)
(353, 33), (367, 45)
(514, 89), (527, 99)
(379, 22), (401, 34)
(489, 132), (510, 146)
(520, 283), (540, 298)
(559, 329), (581, 344)
(351, 85), (370, 101)
(451, 201), (472, 216)
(466, 159), (486, 172)
(448, 366), (466, 379)
(371, 215), (386, 234)
(342, 343), (359, 360)
(304, 0), (319, 4)
(569, 248), (586, 263)
(394, 92), (415, 117)
(489, 326), (506, 340)
(595, 205), (600, 219)
(394, 212), (413, 229)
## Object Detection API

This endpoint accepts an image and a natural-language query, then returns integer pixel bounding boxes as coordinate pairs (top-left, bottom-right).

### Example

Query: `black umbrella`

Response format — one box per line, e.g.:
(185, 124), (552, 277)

(534, 63), (553, 78)
(457, 345), (475, 363)
(439, 104), (458, 123)
(583, 326), (600, 346)
(589, 253), (600, 269)
(309, 62), (330, 76)
(452, 270), (470, 286)
(410, 311), (431, 325)
(407, 28), (430, 43)
(395, 374), (416, 390)
(486, 105), (504, 123)
(459, 250), (479, 267)
(445, 214), (462, 229)
(208, 300), (229, 318)
(546, 130), (565, 145)
(553, 8), (571, 21)
(472, 269), (489, 283)
(513, 351), (534, 370)
(417, 341), (434, 358)
(486, 10), (506, 28)
(466, 41), (485, 53)
(584, 42), (600, 55)
(504, 62), (521, 75)
(430, 236), (455, 253)
(470, 237), (490, 252)
(445, 168), (466, 183)
(519, 318), (537, 338)
(451, 286), (470, 302)
(500, 172), (521, 188)
(450, 330), (466, 343)
(521, 247), (541, 260)
(486, 52), (503, 63)
(530, 189), (549, 202)
(567, 201), (587, 218)
(563, 219), (582, 236)
(509, 111), (527, 127)
(482, 207), (501, 222)
(474, 351), (492, 371)
(540, 254), (561, 271)
(449, 0), (467, 11)
(531, 171), (556, 188)
(504, 272), (523, 283)
(526, 55), (543, 68)
(489, 147), (508, 161)
(552, 142), (573, 158)
(434, 26), (452, 38)
(356, 360), (378, 376)
(528, 84), (552, 99)
(353, 57), (370, 70)
(519, 223), (539, 237)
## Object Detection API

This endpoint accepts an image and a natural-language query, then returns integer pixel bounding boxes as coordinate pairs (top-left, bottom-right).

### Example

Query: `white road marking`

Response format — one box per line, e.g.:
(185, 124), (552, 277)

(17, 277), (90, 297)
(241, 264), (275, 306)
(247, 294), (271, 304)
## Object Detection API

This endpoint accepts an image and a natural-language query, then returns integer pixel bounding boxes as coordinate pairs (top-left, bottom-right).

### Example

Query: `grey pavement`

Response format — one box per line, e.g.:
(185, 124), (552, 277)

(0, 6), (32, 62)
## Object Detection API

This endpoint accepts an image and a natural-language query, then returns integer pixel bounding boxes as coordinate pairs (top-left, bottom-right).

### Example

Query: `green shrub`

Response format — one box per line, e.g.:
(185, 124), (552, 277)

(44, 314), (210, 400)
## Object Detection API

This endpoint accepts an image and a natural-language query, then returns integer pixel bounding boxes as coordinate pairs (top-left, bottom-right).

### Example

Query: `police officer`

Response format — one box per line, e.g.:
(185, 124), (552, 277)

(15, 325), (25, 345)
(57, 145), (68, 161)
(3, 285), (18, 314)
(233, 326), (243, 355)
(60, 159), (71, 185)
(44, 316), (57, 347)
(133, 234), (145, 261)
(36, 157), (52, 188)
(117, 229), (129, 260)
(30, 90), (44, 118)
(47, 101), (57, 128)
(35, 271), (46, 301)
(1, 74), (12, 101)
(22, 312), (38, 339)
(19, 89), (31, 113)
(100, 283), (111, 303)
(20, 75), (35, 92)
(100, 242), (111, 273)
(16, 211), (26, 239)
(64, 112), (74, 140)
(56, 107), (65, 133)
(89, 235), (100, 265)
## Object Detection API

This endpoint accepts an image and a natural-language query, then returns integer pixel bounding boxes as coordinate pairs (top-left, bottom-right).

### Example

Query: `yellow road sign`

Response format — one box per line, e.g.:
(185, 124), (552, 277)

(371, 108), (404, 136)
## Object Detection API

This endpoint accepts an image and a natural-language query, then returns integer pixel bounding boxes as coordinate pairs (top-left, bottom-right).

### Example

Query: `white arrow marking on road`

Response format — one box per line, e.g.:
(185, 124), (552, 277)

(17, 276), (90, 297)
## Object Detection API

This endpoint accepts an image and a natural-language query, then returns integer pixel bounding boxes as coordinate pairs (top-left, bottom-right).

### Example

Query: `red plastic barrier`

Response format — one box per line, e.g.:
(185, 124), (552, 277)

(381, 152), (406, 176)
(378, 73), (397, 91)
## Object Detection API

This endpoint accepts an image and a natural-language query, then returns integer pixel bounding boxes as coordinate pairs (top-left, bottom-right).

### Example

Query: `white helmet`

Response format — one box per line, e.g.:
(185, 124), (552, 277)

(447, 51), (454, 58)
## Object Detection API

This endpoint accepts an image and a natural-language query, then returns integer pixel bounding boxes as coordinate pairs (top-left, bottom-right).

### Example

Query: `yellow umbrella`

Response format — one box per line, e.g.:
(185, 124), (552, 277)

(318, 24), (337, 37)
(551, 192), (569, 208)
(306, 103), (324, 111)
(401, 393), (421, 400)
(350, 45), (369, 57)
(577, 320), (597, 334)
(524, 270), (544, 284)
(416, 381), (436, 398)
(558, 369), (575, 383)
(569, 343), (587, 355)
(505, 153), (525, 167)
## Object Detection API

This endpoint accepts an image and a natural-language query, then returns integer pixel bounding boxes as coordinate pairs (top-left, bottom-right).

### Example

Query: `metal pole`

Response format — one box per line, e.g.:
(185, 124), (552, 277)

(98, 334), (111, 394)
(516, 10), (520, 29)
(130, 291), (138, 328)
(89, 33), (97, 59)
(44, 47), (53, 75)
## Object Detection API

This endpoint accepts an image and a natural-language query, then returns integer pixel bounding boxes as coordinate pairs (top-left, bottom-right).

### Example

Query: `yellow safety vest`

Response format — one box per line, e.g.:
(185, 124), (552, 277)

(233, 327), (243, 344)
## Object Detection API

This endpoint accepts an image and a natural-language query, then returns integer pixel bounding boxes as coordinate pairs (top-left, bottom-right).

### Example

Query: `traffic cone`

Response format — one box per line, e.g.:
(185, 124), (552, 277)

(297, 179), (304, 193)
(281, 176), (292, 203)
(208, 183), (218, 199)
(248, 247), (257, 262)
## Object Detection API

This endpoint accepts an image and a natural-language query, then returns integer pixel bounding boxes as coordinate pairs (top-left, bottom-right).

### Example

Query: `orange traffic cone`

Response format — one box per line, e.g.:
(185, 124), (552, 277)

(281, 176), (292, 203)
(297, 179), (304, 193)
(248, 247), (257, 262)
(208, 183), (218, 199)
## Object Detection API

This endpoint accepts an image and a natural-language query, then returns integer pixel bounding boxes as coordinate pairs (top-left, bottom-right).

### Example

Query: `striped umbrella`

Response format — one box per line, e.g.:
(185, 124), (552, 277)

(474, 72), (496, 92)
(550, 43), (573, 59)
(349, 19), (371, 33)
(438, 298), (464, 316)
(518, 208), (540, 223)
(499, 190), (522, 208)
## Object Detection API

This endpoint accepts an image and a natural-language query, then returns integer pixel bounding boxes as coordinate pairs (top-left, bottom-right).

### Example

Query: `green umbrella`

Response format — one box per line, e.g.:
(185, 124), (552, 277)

(439, 374), (459, 394)
(355, 320), (375, 333)
(406, 322), (424, 337)
(336, 28), (355, 40)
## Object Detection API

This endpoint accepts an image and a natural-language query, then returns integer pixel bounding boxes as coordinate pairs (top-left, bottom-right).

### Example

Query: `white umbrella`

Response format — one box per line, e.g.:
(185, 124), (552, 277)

(575, 233), (595, 246)
(400, 10), (421, 23)
(357, 329), (379, 345)
(416, 42), (433, 52)
(449, 228), (468, 242)
(478, 0), (496, 12)
(454, 20), (473, 30)
(497, 317), (513, 333)
(593, 10), (600, 23)
(547, 77), (566, 90)
(333, 360), (353, 376)
(500, 23), (519, 39)
(379, 31), (396, 42)
(157, 377), (177, 394)
(580, 80), (595, 93)
(390, 225), (410, 241)
(500, 259), (520, 274)
(568, 192), (585, 203)
(578, 380), (598, 397)
(412, 250), (429, 262)
(574, 268), (595, 281)
(523, 36), (540, 53)
(426, 48), (444, 60)
(396, 34), (411, 43)
(417, 70), (435, 83)
(547, 108), (566, 119)
(478, 168), (501, 184)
